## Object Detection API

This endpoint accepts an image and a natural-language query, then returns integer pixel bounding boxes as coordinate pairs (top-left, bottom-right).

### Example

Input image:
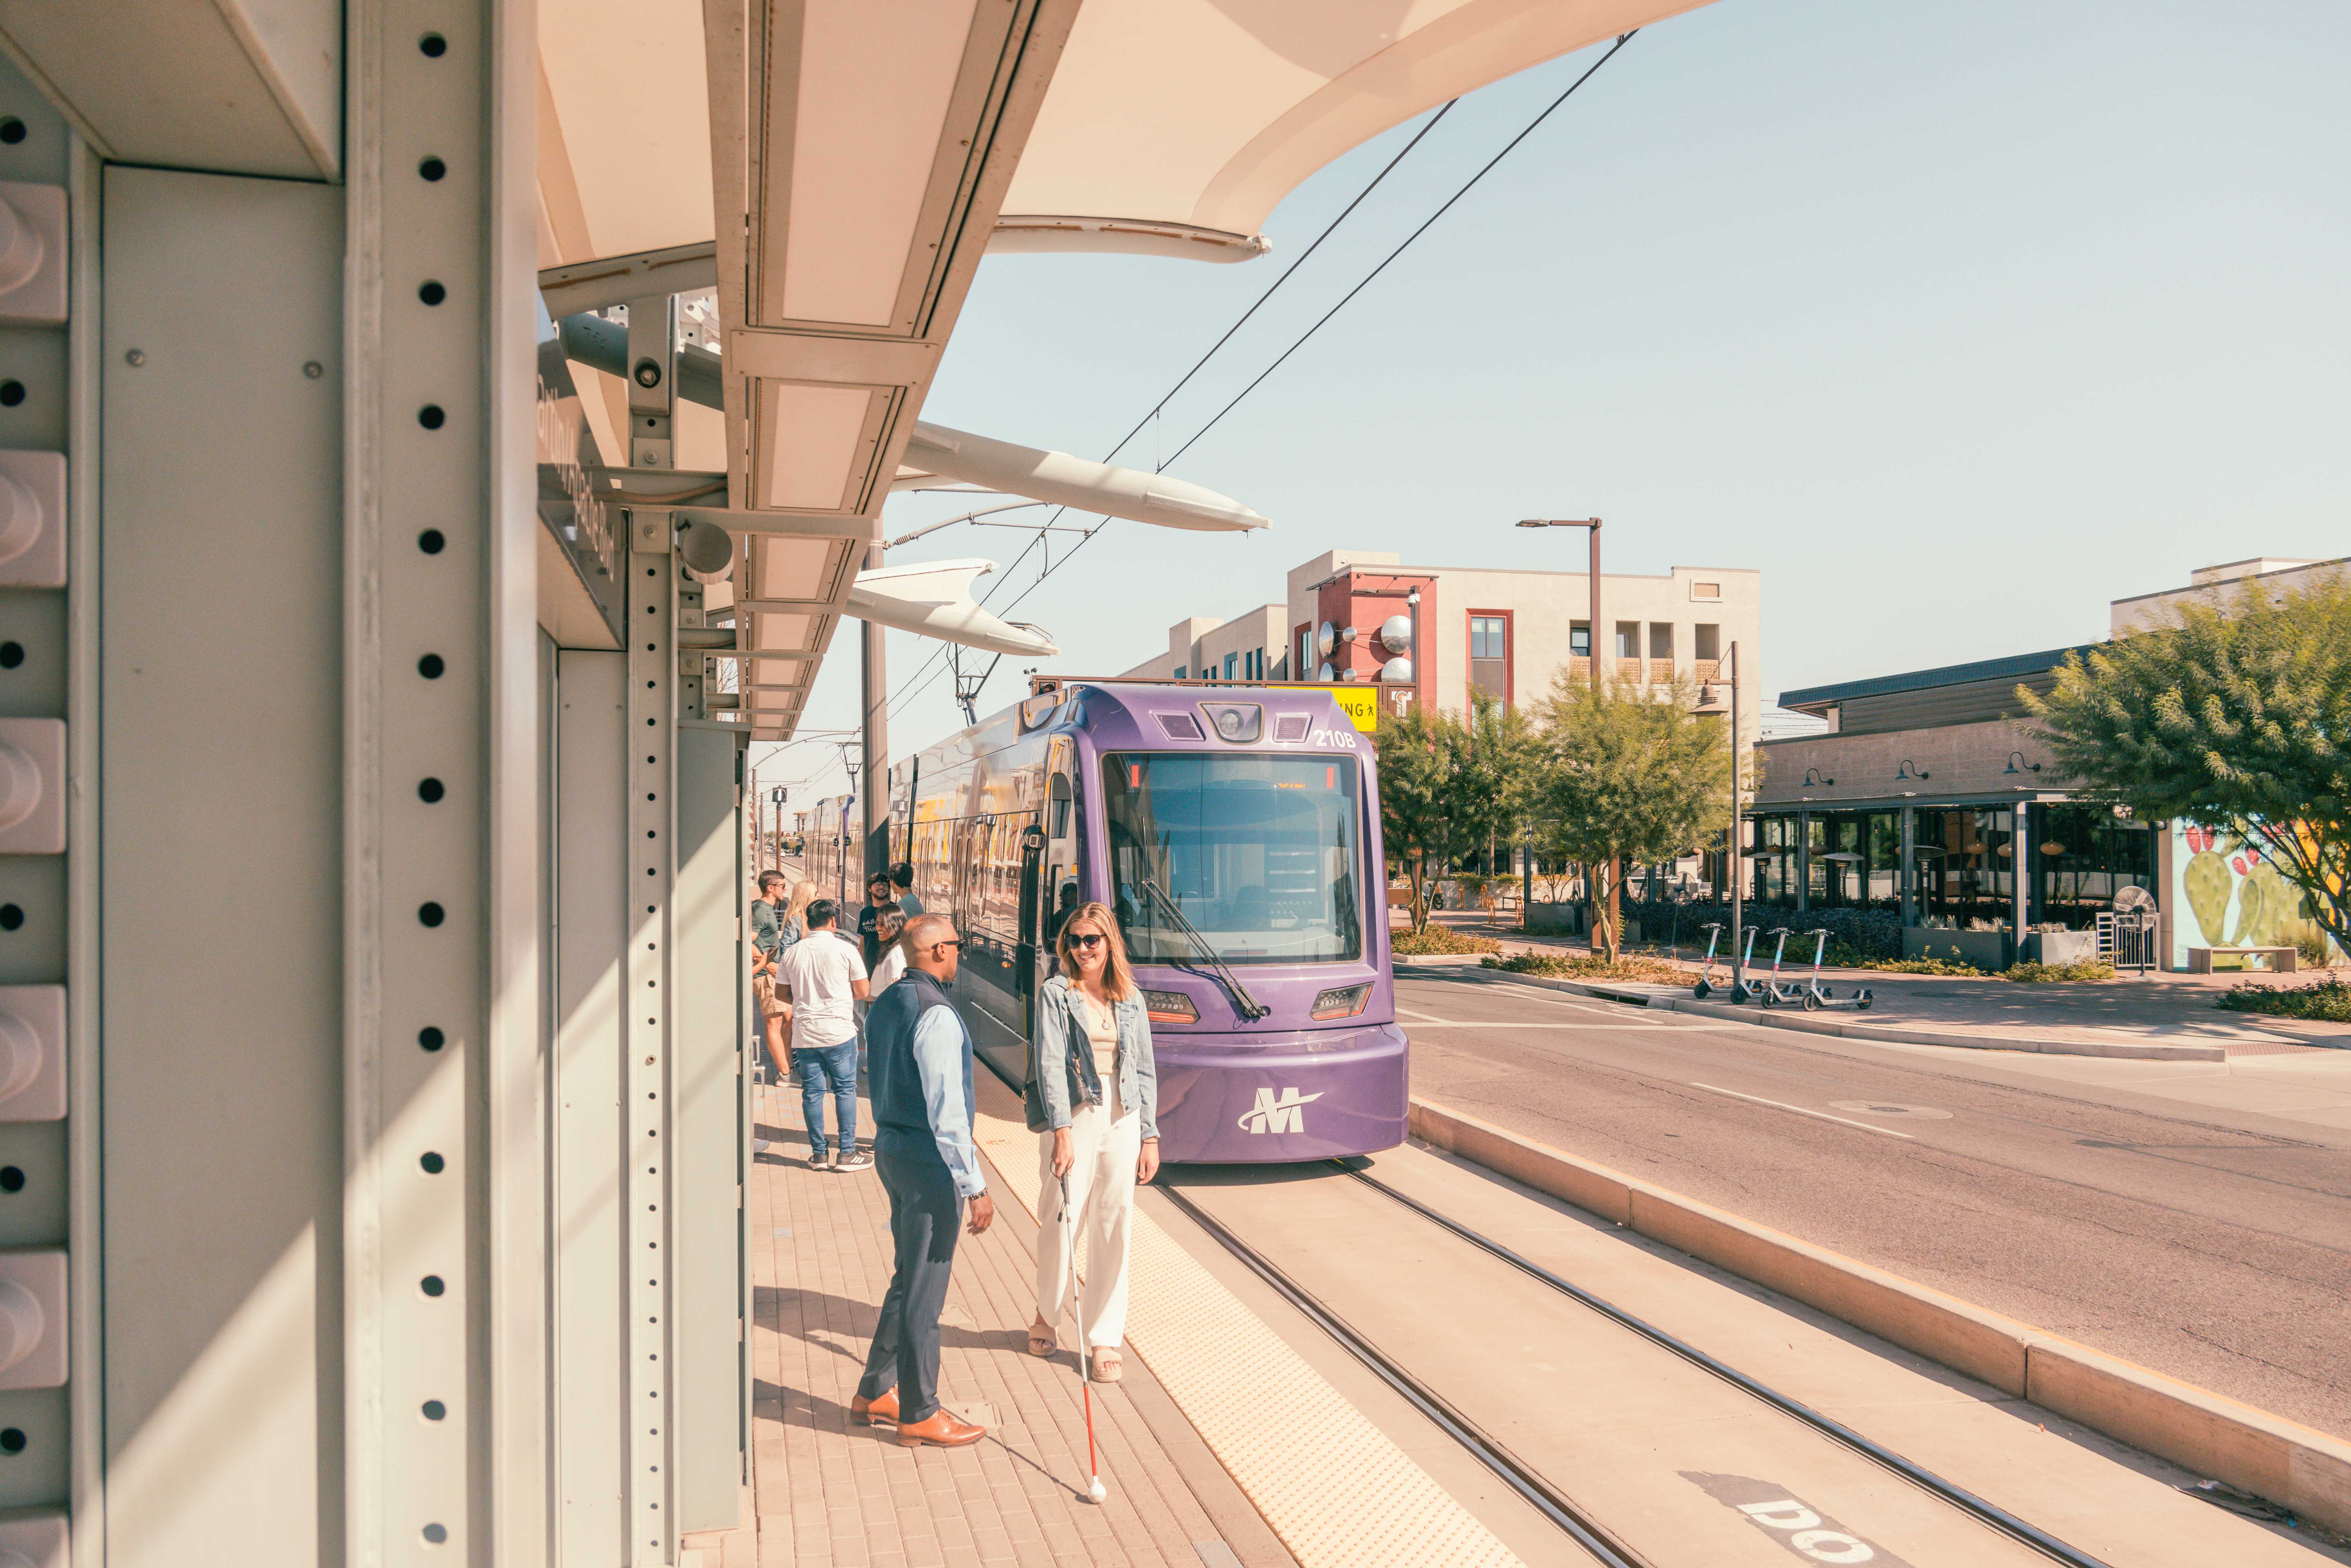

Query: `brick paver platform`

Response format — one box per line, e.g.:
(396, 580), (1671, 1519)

(737, 1080), (1297, 1568)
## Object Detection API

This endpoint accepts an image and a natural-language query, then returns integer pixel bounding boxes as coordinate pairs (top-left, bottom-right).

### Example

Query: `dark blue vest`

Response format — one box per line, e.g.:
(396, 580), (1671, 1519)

(866, 969), (975, 1161)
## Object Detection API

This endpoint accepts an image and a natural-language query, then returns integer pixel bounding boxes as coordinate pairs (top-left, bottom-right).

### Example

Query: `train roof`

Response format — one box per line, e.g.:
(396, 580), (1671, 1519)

(891, 681), (1371, 790)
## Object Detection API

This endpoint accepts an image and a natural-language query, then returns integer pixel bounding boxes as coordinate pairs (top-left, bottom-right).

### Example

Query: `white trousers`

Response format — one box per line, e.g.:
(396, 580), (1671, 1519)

(1035, 1099), (1141, 1351)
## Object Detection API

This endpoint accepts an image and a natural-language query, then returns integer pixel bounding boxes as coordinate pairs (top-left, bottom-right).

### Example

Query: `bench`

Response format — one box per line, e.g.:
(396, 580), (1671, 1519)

(2186, 946), (2298, 974)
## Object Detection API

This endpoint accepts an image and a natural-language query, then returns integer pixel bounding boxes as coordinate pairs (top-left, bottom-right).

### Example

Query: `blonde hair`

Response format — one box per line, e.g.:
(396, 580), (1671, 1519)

(783, 880), (817, 927)
(1056, 902), (1135, 1003)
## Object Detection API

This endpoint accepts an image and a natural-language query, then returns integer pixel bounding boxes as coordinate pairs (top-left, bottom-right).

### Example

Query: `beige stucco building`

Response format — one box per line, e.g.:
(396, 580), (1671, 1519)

(2109, 556), (2348, 636)
(1117, 547), (1764, 740)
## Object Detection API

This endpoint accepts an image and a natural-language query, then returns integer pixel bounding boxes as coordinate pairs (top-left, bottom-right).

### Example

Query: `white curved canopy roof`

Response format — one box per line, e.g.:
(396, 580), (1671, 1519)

(523, 0), (1709, 739)
(997, 0), (1700, 259)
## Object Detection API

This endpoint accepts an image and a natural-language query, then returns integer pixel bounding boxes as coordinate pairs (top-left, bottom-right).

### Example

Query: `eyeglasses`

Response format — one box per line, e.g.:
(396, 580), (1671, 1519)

(1069, 933), (1105, 950)
(932, 939), (963, 952)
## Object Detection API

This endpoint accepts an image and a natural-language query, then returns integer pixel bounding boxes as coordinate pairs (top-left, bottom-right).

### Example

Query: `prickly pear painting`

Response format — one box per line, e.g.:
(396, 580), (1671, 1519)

(2170, 823), (2346, 967)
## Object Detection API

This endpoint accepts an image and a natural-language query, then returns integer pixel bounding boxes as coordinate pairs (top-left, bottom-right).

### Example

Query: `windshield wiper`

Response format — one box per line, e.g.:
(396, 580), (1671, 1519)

(1140, 878), (1270, 1021)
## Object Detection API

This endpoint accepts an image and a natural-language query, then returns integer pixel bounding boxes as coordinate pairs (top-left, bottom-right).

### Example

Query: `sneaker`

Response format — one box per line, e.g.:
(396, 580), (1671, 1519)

(752, 1138), (772, 1153)
(810, 1151), (832, 1170)
(834, 1149), (873, 1173)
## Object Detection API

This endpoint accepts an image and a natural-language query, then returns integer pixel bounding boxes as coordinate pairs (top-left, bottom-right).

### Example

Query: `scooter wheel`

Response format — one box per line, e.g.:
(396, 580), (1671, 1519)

(1857, 994), (1873, 1010)
(1694, 982), (1712, 999)
(1762, 992), (1777, 1008)
(1802, 992), (1819, 1011)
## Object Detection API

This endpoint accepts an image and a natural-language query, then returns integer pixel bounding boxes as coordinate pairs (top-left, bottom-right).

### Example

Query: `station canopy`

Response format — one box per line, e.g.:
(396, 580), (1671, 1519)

(537, 0), (1698, 739)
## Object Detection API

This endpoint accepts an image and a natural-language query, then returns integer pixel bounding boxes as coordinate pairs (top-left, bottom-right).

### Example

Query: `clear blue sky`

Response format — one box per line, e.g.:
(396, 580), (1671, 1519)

(755, 0), (2349, 805)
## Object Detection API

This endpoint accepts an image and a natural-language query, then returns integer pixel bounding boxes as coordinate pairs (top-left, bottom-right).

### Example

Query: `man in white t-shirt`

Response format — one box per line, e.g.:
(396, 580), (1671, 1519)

(775, 898), (871, 1171)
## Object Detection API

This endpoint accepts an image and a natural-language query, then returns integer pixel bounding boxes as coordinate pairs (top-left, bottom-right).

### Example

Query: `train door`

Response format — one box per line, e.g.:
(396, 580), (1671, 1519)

(1044, 737), (1080, 959)
(1016, 825), (1045, 1040)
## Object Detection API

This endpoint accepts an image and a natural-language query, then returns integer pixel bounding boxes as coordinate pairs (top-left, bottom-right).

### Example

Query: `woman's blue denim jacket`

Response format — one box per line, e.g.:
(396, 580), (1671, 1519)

(1024, 973), (1158, 1141)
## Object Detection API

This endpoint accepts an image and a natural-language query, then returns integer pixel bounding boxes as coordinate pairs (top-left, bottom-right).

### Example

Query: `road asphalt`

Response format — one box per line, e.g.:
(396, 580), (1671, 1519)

(1395, 972), (2351, 1441)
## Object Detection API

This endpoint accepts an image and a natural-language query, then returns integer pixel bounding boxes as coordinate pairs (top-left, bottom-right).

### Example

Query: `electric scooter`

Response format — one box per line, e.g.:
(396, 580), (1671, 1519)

(1693, 923), (1725, 998)
(1729, 925), (1766, 1003)
(1797, 928), (1873, 1010)
(1759, 927), (1806, 1007)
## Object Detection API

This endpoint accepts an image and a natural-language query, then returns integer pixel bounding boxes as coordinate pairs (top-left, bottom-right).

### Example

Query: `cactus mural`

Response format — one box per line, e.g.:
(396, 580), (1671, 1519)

(2172, 823), (2346, 967)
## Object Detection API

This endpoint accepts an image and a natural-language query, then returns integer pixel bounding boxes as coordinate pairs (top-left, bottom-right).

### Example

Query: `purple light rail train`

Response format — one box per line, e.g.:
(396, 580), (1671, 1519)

(885, 680), (1407, 1162)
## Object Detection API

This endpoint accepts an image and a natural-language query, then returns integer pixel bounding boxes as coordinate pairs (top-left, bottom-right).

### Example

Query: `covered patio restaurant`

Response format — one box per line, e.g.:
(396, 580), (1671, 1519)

(1751, 648), (2158, 969)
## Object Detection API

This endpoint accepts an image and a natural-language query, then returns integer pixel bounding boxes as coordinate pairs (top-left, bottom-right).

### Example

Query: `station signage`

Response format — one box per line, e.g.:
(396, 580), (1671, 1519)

(1316, 684), (1379, 733)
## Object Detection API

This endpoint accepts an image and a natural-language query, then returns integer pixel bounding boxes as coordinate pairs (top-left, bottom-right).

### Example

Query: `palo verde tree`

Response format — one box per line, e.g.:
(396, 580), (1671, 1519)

(1371, 693), (1528, 931)
(2021, 574), (2351, 956)
(1532, 673), (1733, 962)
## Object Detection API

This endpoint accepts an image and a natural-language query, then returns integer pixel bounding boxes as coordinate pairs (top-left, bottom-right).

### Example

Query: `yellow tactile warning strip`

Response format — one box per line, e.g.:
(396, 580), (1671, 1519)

(970, 1095), (1526, 1568)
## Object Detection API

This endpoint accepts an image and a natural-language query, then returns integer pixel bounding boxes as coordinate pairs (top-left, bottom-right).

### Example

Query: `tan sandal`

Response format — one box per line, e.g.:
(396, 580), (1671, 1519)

(1088, 1348), (1123, 1383)
(1027, 1317), (1057, 1358)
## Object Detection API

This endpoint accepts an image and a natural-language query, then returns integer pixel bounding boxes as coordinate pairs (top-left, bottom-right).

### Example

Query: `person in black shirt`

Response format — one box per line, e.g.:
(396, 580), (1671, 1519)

(857, 873), (901, 971)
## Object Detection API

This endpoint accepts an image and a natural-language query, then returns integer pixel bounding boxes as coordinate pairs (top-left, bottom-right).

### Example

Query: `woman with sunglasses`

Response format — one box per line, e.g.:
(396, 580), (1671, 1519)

(1024, 901), (1159, 1381)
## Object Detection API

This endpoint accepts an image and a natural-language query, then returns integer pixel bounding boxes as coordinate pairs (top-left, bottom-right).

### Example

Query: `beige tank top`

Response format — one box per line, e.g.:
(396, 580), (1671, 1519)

(1081, 990), (1119, 1117)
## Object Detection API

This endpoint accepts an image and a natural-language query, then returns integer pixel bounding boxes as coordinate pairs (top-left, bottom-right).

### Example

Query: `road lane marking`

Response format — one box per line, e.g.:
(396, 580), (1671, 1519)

(1404, 1019), (1739, 1030)
(1688, 1083), (1917, 1139)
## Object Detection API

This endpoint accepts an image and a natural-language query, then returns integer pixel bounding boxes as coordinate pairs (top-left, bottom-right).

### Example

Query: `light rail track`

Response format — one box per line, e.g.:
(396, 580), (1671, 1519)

(1154, 1181), (1654, 1568)
(1159, 1161), (2118, 1568)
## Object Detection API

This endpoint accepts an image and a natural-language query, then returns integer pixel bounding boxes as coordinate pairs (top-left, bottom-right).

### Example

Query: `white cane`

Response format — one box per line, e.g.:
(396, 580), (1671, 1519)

(1058, 1169), (1105, 1504)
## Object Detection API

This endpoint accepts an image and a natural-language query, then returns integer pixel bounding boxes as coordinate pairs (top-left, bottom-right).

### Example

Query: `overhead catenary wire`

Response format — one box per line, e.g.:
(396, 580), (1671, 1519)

(878, 31), (1639, 733)
(873, 96), (1467, 723)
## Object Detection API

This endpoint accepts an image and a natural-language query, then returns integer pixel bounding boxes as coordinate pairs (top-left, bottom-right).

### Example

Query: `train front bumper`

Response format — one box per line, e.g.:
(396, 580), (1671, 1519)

(1151, 1023), (1408, 1164)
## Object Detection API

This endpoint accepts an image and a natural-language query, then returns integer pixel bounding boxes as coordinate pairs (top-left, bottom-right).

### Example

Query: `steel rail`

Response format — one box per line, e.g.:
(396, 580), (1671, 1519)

(1154, 1183), (1653, 1568)
(1339, 1165), (2116, 1568)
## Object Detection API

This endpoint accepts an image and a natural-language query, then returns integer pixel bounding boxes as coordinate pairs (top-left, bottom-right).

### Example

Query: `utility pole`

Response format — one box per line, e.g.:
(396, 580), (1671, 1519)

(1728, 640), (1745, 1002)
(860, 541), (889, 883)
(1514, 516), (1603, 941)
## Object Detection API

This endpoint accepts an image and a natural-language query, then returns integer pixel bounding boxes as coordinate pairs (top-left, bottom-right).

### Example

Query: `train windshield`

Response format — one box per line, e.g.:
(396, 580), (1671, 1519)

(1101, 752), (1364, 966)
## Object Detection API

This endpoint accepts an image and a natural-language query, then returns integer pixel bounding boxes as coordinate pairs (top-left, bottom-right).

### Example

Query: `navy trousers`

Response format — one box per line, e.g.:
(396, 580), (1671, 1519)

(857, 1135), (961, 1424)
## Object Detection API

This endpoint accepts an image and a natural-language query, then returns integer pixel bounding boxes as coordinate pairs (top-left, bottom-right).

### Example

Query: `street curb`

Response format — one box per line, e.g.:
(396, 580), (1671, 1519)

(1398, 963), (2232, 1062)
(1407, 1097), (2351, 1537)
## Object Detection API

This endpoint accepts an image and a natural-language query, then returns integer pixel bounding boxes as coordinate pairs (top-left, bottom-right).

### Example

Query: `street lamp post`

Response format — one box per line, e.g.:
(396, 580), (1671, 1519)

(1696, 642), (1744, 996)
(1516, 517), (1603, 938)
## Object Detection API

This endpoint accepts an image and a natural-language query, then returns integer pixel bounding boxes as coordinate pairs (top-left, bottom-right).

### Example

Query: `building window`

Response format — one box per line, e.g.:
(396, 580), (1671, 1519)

(1174, 665), (1186, 679)
(1469, 613), (1509, 703)
(1692, 581), (1721, 601)
(1693, 623), (1720, 663)
(1648, 623), (1673, 661)
(1569, 621), (1590, 657)
(1224, 652), (1237, 680)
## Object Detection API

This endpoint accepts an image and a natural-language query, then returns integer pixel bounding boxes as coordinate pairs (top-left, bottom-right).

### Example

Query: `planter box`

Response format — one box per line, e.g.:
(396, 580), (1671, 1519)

(1525, 902), (1584, 935)
(2020, 929), (2100, 966)
(1905, 925), (2012, 971)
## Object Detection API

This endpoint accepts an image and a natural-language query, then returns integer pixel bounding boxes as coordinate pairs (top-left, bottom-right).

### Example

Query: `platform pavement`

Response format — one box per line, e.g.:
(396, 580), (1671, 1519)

(1426, 915), (2348, 1056)
(733, 1079), (1300, 1568)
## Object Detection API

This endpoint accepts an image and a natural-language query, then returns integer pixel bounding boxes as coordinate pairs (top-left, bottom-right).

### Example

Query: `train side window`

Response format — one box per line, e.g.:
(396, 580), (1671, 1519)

(1050, 774), (1072, 840)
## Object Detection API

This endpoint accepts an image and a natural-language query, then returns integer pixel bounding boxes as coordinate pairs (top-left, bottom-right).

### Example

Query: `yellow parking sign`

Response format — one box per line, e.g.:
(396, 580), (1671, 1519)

(1319, 684), (1378, 733)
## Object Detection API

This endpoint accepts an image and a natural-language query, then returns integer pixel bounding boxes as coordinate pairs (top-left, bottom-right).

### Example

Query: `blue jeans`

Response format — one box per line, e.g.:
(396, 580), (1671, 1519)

(800, 1039), (860, 1159)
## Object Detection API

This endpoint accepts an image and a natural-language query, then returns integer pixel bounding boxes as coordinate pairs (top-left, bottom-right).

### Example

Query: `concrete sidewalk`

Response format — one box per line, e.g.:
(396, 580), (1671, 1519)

(1428, 916), (2347, 1058)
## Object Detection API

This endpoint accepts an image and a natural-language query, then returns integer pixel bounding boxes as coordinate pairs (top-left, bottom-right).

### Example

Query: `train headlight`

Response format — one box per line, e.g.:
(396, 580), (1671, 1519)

(1141, 989), (1198, 1024)
(1199, 703), (1262, 742)
(1310, 983), (1372, 1020)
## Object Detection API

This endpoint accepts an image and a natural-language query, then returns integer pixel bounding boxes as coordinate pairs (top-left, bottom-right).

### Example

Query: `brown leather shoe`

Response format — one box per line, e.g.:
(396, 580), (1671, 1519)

(896, 1409), (985, 1448)
(849, 1389), (898, 1427)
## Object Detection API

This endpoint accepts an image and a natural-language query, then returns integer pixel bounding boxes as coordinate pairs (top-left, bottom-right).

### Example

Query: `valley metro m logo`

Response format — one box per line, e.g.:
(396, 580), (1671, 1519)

(1237, 1086), (1323, 1135)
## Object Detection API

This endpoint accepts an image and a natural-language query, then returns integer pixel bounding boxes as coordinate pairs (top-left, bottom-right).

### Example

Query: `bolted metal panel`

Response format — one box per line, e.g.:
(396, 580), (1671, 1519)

(671, 721), (746, 1529)
(342, 0), (542, 1559)
(98, 165), (344, 1563)
(552, 650), (629, 1558)
(625, 528), (677, 1563)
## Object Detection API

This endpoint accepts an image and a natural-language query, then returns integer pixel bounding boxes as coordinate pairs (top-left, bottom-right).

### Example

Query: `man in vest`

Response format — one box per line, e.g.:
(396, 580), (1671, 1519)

(850, 912), (995, 1446)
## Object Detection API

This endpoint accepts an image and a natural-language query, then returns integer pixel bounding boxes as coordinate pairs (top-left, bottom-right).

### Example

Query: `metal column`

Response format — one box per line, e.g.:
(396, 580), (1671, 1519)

(342, 0), (543, 1561)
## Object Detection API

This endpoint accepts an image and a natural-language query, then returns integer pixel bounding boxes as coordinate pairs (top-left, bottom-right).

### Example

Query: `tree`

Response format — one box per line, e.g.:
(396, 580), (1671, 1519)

(1532, 674), (1733, 962)
(2021, 574), (2351, 956)
(1372, 693), (1532, 931)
